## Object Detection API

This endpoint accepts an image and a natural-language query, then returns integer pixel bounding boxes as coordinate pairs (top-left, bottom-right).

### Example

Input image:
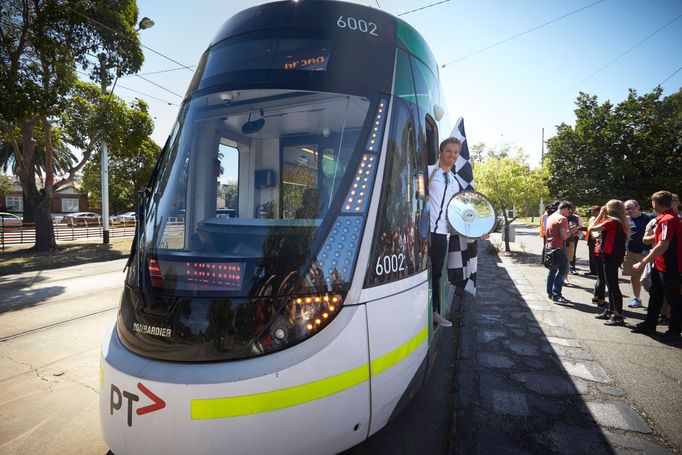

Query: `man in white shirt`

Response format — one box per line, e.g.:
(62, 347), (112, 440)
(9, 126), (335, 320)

(428, 137), (462, 327)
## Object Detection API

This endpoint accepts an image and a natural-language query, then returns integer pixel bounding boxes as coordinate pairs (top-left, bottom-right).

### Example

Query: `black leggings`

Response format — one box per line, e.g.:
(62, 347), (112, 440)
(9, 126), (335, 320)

(430, 232), (447, 313)
(603, 254), (624, 314)
(594, 255), (605, 299)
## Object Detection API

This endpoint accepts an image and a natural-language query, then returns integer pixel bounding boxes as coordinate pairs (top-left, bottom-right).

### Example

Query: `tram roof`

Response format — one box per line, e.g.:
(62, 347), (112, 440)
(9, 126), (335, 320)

(209, 0), (440, 81)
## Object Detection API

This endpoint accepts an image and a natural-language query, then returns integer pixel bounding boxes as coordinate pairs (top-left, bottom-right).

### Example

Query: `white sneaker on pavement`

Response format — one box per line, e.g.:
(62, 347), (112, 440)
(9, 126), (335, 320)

(433, 312), (452, 327)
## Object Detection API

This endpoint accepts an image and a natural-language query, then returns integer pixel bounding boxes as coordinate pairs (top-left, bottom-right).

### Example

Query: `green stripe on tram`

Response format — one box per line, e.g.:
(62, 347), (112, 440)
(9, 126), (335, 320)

(371, 325), (428, 376)
(191, 364), (370, 420)
(190, 325), (428, 420)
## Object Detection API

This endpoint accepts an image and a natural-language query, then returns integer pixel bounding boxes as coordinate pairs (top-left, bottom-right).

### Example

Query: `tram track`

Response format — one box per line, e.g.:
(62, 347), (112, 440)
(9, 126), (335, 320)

(0, 306), (118, 342)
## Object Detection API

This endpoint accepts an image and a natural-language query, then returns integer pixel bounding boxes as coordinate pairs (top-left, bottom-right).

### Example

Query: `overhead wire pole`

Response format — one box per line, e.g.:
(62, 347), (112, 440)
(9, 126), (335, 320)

(100, 16), (155, 244)
(99, 54), (111, 244)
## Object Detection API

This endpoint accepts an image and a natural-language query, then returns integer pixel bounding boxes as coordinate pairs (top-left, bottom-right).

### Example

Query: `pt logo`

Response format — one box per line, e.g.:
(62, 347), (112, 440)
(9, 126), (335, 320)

(110, 382), (166, 427)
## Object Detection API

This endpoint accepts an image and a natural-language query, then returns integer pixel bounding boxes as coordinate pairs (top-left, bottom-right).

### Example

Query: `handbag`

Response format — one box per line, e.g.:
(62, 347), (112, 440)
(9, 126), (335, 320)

(542, 246), (562, 270)
(640, 262), (652, 292)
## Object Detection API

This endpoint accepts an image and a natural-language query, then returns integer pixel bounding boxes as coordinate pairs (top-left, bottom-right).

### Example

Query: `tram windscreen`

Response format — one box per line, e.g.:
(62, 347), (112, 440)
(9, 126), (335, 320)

(143, 89), (371, 296)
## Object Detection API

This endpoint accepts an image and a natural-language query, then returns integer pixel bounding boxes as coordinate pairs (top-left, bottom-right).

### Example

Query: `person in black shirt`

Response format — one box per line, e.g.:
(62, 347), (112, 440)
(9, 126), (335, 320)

(622, 200), (652, 308)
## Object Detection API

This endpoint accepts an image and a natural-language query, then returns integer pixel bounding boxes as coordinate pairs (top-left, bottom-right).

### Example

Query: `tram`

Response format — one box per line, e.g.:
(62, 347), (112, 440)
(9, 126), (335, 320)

(100, 1), (472, 453)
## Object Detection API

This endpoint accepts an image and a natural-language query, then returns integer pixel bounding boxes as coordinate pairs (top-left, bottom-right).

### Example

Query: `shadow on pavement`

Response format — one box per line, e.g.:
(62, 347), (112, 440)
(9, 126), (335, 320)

(343, 295), (461, 455)
(451, 242), (663, 454)
(0, 241), (129, 277)
(0, 285), (67, 313)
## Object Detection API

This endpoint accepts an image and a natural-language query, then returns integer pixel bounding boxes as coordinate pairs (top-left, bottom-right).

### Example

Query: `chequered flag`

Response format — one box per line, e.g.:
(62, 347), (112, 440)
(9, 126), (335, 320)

(447, 117), (479, 295)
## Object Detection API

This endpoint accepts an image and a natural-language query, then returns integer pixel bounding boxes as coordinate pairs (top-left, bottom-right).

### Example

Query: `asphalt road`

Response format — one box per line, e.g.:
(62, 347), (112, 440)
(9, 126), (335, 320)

(491, 225), (682, 452)
(0, 260), (126, 455)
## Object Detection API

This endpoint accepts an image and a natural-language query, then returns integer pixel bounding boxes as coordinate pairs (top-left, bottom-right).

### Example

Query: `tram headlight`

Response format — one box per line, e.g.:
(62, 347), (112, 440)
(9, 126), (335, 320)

(253, 292), (345, 355)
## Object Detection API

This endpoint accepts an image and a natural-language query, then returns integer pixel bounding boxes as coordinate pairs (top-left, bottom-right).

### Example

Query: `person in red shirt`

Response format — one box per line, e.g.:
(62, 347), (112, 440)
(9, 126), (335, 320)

(632, 191), (682, 342)
(588, 200), (630, 325)
(545, 201), (579, 302)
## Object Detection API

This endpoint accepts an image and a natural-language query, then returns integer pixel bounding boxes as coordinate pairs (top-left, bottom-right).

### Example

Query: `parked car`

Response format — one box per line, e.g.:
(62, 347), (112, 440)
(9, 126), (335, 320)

(62, 212), (102, 227)
(51, 214), (64, 224)
(111, 211), (136, 222)
(216, 208), (236, 218)
(0, 212), (22, 227)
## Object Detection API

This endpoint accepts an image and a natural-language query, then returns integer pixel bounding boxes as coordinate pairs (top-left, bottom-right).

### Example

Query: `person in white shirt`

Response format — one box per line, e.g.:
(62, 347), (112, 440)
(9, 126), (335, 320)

(428, 137), (462, 327)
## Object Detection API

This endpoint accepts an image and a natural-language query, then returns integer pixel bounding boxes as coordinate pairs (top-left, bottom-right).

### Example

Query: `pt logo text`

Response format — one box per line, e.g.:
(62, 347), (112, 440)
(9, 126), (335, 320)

(110, 382), (166, 427)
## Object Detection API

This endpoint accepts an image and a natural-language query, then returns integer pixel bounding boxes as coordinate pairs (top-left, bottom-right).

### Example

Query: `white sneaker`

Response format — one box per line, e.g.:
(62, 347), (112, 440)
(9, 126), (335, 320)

(433, 312), (452, 327)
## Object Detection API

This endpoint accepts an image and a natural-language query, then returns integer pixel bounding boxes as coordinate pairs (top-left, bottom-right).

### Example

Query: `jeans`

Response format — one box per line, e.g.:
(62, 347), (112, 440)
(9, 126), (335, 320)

(644, 269), (682, 333)
(546, 247), (569, 298)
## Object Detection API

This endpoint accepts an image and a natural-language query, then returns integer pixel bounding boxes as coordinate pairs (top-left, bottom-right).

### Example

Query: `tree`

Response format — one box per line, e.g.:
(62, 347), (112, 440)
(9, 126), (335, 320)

(546, 88), (682, 206)
(0, 0), (145, 251)
(474, 148), (549, 252)
(0, 174), (12, 195)
(82, 138), (159, 213)
(1, 123), (78, 220)
(69, 81), (157, 213)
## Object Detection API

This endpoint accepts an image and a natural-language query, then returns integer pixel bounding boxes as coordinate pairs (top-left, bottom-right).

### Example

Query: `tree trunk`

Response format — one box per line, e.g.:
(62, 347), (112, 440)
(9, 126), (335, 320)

(502, 209), (511, 253)
(22, 192), (35, 222)
(17, 119), (58, 251)
(31, 191), (57, 251)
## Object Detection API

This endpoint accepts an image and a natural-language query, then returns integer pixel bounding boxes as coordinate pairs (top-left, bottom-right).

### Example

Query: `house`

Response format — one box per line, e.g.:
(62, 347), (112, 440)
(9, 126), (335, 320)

(0, 176), (90, 215)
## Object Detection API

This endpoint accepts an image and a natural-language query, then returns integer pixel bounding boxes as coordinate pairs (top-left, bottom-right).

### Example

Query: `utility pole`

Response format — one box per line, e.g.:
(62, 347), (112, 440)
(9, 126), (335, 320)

(99, 53), (111, 244)
(99, 17), (155, 244)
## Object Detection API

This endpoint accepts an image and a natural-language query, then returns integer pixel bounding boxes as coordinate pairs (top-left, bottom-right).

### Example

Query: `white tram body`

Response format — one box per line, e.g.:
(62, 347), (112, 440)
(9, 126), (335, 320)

(100, 2), (456, 453)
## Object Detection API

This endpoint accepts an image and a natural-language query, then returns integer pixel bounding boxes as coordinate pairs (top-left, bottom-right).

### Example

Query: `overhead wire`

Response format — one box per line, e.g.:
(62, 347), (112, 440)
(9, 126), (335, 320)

(539, 12), (682, 110)
(116, 84), (180, 106)
(398, 0), (451, 17)
(76, 70), (179, 106)
(65, 5), (194, 72)
(660, 66), (682, 87)
(440, 0), (606, 68)
(3, 13), (189, 103)
(132, 66), (196, 77)
(133, 74), (184, 98)
(82, 52), (185, 100)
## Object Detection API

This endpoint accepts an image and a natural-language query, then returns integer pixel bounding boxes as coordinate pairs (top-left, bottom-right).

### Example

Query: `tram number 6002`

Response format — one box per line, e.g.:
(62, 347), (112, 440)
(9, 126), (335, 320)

(375, 254), (406, 276)
(337, 16), (378, 36)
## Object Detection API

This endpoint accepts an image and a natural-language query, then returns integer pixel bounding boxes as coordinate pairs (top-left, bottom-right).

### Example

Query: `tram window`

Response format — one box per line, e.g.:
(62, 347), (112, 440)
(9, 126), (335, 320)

(144, 89), (370, 263)
(425, 114), (438, 166)
(281, 144), (319, 219)
(394, 49), (416, 104)
(217, 143), (239, 218)
(411, 56), (439, 124)
(365, 97), (427, 287)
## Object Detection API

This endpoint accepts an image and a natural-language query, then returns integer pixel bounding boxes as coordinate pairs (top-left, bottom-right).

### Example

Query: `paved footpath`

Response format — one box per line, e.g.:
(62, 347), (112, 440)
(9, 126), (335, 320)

(450, 241), (675, 455)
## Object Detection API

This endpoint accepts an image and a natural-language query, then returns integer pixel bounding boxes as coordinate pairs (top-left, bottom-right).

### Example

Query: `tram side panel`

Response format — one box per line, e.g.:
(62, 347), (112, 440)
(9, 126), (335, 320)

(100, 305), (371, 455)
(361, 273), (430, 436)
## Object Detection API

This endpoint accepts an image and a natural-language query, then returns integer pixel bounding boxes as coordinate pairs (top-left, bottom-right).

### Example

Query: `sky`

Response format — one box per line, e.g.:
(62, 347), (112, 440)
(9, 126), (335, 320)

(104, 0), (682, 168)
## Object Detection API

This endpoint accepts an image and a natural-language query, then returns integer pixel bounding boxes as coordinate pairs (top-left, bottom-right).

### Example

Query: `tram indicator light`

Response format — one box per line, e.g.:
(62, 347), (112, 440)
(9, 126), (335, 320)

(148, 259), (245, 291)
